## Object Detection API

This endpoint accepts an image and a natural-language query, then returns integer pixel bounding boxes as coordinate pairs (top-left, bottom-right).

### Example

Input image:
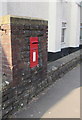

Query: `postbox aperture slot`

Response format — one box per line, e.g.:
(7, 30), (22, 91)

(32, 42), (38, 44)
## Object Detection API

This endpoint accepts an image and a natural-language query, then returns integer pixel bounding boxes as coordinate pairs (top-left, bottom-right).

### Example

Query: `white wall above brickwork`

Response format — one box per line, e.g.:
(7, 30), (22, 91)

(0, 2), (8, 16)
(68, 2), (80, 47)
(0, 1), (81, 53)
(0, 2), (49, 20)
(48, 1), (62, 52)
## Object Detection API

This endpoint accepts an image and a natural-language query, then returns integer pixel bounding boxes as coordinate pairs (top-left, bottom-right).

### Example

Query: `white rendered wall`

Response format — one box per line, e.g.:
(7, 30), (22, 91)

(61, 1), (68, 49)
(0, 2), (8, 16)
(68, 2), (80, 47)
(0, 1), (81, 52)
(61, 1), (80, 48)
(48, 1), (80, 52)
(48, 1), (62, 52)
(0, 2), (49, 20)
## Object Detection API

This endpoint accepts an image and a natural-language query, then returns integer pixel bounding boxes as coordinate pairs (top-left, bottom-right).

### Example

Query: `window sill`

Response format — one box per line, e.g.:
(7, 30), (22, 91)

(61, 42), (65, 45)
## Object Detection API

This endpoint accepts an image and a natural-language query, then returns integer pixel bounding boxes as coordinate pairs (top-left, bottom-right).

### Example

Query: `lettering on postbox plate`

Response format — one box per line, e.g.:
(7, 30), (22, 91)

(30, 37), (38, 68)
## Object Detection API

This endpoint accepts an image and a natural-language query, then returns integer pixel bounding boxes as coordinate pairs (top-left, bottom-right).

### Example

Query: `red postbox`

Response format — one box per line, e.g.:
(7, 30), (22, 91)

(30, 37), (38, 68)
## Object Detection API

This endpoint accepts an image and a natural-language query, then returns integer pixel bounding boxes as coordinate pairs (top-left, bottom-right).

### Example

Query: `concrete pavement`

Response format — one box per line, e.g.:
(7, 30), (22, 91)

(12, 64), (80, 118)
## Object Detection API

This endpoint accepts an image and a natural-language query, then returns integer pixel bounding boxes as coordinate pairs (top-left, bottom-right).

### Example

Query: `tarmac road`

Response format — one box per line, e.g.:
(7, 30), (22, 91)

(12, 64), (80, 118)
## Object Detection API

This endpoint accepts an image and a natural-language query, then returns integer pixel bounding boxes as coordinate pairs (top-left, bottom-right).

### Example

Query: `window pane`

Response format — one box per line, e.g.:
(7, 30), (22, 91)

(61, 29), (65, 42)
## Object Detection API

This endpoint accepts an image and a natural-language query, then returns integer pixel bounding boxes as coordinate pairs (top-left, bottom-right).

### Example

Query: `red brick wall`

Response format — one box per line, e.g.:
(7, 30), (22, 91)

(1, 16), (48, 118)
(1, 24), (13, 82)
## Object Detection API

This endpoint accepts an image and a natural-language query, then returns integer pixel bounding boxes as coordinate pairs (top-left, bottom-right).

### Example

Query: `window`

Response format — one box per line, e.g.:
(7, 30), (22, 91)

(61, 28), (65, 42)
(61, 22), (67, 43)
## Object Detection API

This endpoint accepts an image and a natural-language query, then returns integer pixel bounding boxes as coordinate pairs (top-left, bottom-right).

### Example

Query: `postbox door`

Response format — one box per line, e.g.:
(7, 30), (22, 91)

(30, 37), (38, 68)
